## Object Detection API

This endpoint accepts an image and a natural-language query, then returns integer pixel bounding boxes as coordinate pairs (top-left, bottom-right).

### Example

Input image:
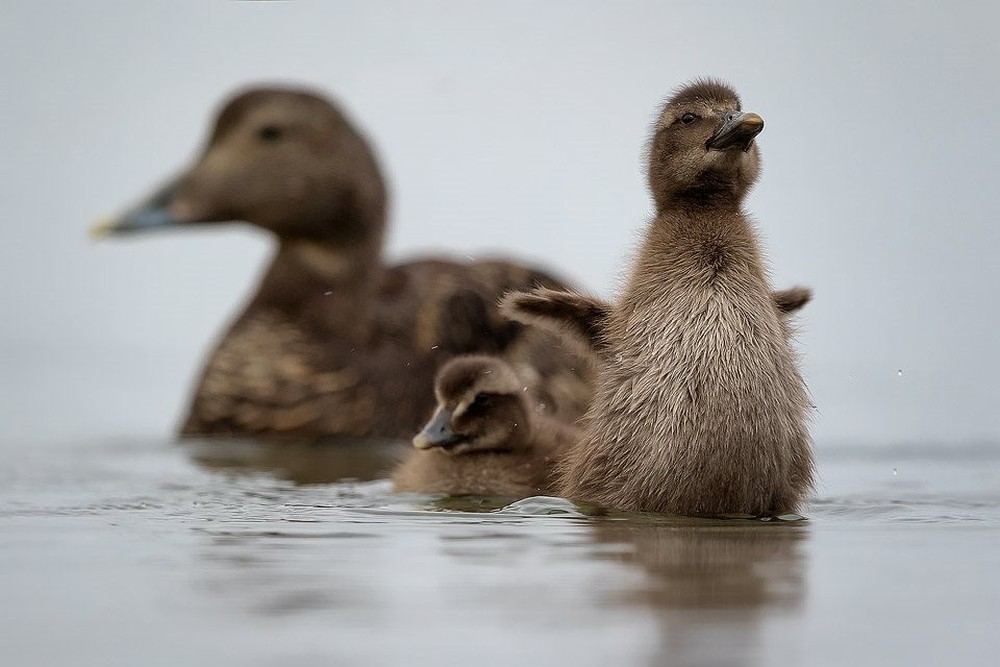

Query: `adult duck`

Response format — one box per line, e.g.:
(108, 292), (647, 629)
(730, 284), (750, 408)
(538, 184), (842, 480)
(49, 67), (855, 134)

(95, 86), (592, 439)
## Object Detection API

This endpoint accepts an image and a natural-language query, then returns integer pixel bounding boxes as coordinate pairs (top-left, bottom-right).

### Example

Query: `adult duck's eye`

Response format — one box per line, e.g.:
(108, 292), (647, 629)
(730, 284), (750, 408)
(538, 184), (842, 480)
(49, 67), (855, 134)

(681, 113), (698, 124)
(257, 124), (283, 141)
(472, 393), (492, 407)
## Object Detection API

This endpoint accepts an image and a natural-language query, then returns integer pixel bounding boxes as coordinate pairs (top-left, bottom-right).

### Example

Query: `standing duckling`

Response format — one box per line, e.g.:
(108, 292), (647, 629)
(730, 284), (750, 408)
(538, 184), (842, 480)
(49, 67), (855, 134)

(392, 355), (579, 498)
(554, 80), (814, 516)
(93, 86), (592, 439)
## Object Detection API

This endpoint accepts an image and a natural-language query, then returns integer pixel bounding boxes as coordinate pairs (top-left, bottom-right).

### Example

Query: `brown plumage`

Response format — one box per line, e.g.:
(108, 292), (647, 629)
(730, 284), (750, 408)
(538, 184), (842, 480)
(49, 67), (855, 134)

(392, 355), (579, 497)
(552, 80), (814, 516)
(95, 86), (592, 439)
(502, 285), (813, 360)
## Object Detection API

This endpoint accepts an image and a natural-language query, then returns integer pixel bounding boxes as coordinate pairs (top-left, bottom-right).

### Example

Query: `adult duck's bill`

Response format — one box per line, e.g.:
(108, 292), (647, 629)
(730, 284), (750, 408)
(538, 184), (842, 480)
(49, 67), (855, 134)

(706, 112), (764, 151)
(90, 177), (200, 237)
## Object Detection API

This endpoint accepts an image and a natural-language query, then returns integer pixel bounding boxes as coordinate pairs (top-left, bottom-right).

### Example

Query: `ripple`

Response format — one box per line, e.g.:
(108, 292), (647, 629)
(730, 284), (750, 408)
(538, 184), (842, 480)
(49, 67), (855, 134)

(4, 436), (1000, 667)
(497, 496), (586, 517)
(810, 496), (1000, 524)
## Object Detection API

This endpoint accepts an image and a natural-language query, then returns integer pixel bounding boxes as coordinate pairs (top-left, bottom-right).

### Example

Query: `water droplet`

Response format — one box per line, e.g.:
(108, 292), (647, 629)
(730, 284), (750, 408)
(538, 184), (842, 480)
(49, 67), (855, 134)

(323, 291), (332, 296)
(896, 369), (903, 377)
(483, 369), (492, 374)
(615, 354), (624, 363)
(537, 402), (547, 413)
(892, 467), (898, 476)
(430, 345), (439, 350)
(522, 386), (529, 392)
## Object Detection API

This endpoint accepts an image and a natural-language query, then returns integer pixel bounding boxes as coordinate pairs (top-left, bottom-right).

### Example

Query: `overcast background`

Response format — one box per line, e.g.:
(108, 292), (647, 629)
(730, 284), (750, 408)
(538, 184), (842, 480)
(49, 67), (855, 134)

(1, 1), (997, 447)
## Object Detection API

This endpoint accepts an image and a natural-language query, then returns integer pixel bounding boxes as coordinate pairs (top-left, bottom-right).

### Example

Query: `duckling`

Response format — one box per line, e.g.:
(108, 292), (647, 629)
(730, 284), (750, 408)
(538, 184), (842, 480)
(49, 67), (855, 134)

(554, 80), (814, 516)
(392, 355), (580, 497)
(502, 285), (813, 360)
(94, 86), (592, 439)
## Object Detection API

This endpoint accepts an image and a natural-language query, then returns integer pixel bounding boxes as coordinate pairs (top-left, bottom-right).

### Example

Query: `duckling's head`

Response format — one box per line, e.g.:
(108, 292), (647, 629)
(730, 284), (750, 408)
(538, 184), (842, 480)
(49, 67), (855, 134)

(413, 355), (530, 455)
(647, 79), (763, 210)
(94, 86), (386, 250)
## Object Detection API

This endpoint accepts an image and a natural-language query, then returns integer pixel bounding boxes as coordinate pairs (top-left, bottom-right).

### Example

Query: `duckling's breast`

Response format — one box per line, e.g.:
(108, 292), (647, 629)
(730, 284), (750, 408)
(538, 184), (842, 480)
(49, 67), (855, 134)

(610, 271), (805, 434)
(569, 257), (811, 513)
(393, 449), (550, 497)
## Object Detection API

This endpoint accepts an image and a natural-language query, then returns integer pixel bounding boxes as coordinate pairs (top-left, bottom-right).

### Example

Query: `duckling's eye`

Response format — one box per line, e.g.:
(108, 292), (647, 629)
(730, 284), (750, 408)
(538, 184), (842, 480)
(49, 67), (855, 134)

(681, 113), (699, 125)
(257, 124), (283, 142)
(472, 393), (492, 408)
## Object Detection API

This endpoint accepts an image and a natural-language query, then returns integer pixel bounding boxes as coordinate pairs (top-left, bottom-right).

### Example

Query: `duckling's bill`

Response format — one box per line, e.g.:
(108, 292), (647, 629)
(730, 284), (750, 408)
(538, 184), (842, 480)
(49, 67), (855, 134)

(706, 112), (764, 151)
(413, 407), (460, 449)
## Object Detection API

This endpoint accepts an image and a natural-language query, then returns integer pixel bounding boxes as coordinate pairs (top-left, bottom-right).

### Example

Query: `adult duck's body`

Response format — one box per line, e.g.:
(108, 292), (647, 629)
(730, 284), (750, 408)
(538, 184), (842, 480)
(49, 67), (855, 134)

(97, 86), (591, 439)
(554, 80), (814, 516)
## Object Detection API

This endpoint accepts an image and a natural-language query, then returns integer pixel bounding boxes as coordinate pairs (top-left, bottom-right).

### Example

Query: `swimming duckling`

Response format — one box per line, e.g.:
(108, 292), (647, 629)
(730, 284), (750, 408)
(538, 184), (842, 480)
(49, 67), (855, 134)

(502, 285), (812, 360)
(94, 86), (593, 439)
(392, 355), (579, 498)
(554, 80), (814, 516)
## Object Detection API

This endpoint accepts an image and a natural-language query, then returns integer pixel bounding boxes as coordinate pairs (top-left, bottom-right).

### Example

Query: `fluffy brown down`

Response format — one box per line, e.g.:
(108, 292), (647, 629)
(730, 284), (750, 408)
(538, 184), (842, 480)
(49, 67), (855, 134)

(392, 355), (580, 497)
(555, 79), (814, 516)
(501, 285), (812, 360)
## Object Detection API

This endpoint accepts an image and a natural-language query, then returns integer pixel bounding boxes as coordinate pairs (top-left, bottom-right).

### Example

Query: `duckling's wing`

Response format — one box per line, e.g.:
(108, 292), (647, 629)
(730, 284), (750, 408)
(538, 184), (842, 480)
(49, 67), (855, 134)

(500, 288), (613, 360)
(772, 286), (813, 315)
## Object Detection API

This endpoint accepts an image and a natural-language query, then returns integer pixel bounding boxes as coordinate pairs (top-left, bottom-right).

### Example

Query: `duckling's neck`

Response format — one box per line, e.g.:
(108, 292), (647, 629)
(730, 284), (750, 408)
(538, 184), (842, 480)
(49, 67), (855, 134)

(664, 201), (749, 235)
(251, 236), (383, 339)
(660, 186), (743, 215)
(627, 201), (764, 296)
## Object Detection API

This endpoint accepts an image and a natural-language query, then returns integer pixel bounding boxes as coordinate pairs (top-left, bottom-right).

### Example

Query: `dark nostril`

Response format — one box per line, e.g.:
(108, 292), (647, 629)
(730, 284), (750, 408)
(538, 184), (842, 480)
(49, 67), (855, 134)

(727, 112), (738, 121)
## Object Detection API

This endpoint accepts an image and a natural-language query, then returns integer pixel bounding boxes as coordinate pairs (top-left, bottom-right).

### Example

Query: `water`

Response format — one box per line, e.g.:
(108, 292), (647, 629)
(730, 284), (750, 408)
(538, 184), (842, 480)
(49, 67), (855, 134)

(2, 439), (999, 666)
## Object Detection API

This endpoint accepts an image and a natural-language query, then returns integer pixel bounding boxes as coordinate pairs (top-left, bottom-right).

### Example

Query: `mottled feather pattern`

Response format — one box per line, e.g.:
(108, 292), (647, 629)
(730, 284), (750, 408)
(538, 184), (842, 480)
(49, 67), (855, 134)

(184, 309), (380, 436)
(182, 257), (594, 440)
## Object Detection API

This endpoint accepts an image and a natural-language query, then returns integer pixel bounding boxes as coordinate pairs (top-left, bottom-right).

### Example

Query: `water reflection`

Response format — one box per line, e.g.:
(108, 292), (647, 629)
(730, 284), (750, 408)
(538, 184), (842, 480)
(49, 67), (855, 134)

(182, 437), (409, 483)
(591, 517), (808, 665)
(181, 438), (811, 664)
(7, 438), (1000, 666)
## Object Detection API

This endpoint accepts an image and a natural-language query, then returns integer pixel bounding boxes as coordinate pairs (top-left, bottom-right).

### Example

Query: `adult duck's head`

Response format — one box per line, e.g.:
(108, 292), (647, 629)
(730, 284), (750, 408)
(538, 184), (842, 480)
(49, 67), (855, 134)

(93, 86), (386, 253)
(647, 79), (763, 211)
(413, 355), (532, 456)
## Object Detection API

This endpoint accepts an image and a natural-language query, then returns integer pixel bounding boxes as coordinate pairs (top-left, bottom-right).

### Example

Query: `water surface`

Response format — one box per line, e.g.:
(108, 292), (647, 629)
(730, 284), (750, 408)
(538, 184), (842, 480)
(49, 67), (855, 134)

(2, 438), (998, 666)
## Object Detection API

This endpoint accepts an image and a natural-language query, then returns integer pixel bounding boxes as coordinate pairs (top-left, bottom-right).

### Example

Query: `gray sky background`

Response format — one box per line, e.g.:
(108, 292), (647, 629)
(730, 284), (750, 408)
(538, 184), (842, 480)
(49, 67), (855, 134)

(1, 1), (997, 446)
